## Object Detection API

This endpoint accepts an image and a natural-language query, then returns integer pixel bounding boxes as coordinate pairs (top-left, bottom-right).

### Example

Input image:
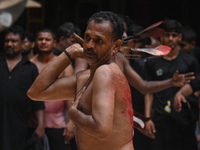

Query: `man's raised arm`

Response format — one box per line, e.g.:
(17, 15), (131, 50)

(27, 44), (84, 101)
(123, 57), (194, 94)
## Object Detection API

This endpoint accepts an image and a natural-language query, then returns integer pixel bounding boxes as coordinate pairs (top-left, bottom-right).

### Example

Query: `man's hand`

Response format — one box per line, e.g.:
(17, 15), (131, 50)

(173, 92), (187, 112)
(66, 43), (84, 59)
(70, 87), (85, 110)
(63, 120), (75, 142)
(143, 120), (156, 139)
(68, 87), (85, 119)
(34, 125), (45, 140)
(172, 71), (194, 87)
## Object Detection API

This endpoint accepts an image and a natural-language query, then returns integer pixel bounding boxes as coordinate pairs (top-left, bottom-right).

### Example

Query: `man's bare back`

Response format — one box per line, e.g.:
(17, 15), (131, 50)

(70, 63), (133, 150)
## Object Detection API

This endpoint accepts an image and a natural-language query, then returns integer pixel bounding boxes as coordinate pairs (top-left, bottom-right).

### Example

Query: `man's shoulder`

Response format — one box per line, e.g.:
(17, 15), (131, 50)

(97, 63), (120, 73)
(95, 63), (123, 81)
(179, 51), (194, 58)
(179, 51), (199, 63)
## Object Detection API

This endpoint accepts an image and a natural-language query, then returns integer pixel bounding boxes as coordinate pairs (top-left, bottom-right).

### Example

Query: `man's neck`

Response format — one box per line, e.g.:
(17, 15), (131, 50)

(6, 53), (22, 61)
(6, 53), (22, 72)
(163, 46), (179, 61)
(37, 51), (55, 64)
(27, 50), (35, 59)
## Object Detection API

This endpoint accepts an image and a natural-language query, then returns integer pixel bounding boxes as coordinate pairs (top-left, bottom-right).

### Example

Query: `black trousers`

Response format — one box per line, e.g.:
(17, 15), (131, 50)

(133, 129), (153, 150)
(45, 128), (78, 150)
(152, 116), (197, 150)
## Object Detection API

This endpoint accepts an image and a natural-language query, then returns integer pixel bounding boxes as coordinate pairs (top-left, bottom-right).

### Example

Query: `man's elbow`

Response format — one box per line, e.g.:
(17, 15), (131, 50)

(136, 85), (148, 94)
(95, 126), (112, 140)
(27, 89), (40, 101)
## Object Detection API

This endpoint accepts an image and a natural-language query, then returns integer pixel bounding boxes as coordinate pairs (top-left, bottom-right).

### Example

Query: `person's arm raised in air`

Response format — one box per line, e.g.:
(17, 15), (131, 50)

(123, 57), (194, 94)
(27, 43), (84, 101)
(68, 66), (116, 139)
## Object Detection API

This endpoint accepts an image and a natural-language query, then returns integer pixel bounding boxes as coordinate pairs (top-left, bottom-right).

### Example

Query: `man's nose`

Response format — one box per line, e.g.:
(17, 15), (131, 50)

(41, 39), (46, 43)
(7, 40), (13, 46)
(86, 39), (95, 49)
(168, 35), (173, 40)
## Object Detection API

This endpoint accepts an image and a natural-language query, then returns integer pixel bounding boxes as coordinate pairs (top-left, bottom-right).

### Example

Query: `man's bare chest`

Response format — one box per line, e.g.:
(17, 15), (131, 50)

(76, 78), (93, 114)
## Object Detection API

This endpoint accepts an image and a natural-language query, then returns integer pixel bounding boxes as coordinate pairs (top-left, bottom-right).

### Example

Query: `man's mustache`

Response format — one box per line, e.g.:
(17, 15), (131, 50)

(84, 48), (97, 55)
(4, 46), (14, 51)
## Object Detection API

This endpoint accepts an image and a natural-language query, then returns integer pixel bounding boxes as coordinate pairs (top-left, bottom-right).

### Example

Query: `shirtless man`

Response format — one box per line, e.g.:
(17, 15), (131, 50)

(30, 28), (74, 150)
(27, 11), (194, 150)
(28, 11), (134, 150)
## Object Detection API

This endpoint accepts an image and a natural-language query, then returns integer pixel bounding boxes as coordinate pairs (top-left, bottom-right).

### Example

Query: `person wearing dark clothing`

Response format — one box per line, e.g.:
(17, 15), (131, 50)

(145, 19), (199, 150)
(0, 26), (45, 150)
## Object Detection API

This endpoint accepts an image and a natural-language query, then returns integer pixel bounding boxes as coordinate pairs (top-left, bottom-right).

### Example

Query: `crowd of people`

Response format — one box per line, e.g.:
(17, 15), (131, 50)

(0, 10), (200, 150)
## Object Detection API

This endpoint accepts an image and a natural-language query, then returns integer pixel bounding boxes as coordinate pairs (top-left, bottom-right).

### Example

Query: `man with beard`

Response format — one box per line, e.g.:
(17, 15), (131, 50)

(0, 25), (45, 150)
(30, 28), (74, 150)
(144, 19), (200, 150)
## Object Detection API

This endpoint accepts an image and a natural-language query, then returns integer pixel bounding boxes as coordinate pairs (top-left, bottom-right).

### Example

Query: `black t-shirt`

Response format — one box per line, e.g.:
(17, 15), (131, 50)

(145, 51), (200, 124)
(129, 58), (147, 114)
(0, 53), (45, 150)
(190, 73), (200, 92)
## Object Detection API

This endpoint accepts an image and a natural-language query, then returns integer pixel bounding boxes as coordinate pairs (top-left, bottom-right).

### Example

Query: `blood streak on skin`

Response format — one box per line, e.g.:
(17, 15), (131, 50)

(118, 75), (133, 127)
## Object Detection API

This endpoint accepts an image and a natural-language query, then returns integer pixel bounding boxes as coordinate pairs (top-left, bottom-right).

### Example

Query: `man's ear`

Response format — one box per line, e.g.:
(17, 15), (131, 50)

(178, 33), (182, 42)
(31, 41), (35, 49)
(191, 41), (196, 48)
(53, 39), (57, 48)
(112, 39), (122, 54)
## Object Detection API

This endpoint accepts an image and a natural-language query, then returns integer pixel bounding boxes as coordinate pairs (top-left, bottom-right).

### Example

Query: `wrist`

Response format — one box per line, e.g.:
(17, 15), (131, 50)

(37, 124), (44, 129)
(64, 49), (73, 61)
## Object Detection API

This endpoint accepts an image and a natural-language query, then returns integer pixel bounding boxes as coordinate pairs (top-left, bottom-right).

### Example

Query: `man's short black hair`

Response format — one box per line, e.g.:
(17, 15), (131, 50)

(88, 11), (124, 41)
(36, 28), (55, 39)
(24, 31), (35, 42)
(160, 18), (182, 33)
(181, 25), (197, 43)
(55, 22), (81, 42)
(4, 25), (25, 41)
(126, 23), (144, 36)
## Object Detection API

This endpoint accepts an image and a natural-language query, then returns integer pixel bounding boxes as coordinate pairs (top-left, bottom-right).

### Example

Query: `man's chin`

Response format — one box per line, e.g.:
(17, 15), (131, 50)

(5, 51), (14, 55)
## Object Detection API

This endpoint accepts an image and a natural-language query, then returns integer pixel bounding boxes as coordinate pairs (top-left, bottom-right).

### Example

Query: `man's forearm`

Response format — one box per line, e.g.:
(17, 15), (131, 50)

(142, 79), (173, 94)
(179, 84), (193, 97)
(144, 93), (154, 118)
(27, 50), (73, 100)
(68, 108), (111, 140)
(124, 62), (173, 94)
(35, 110), (44, 127)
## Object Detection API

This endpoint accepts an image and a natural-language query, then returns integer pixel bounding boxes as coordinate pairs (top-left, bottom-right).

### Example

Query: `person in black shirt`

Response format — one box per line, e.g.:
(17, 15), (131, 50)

(144, 19), (199, 150)
(0, 26), (45, 150)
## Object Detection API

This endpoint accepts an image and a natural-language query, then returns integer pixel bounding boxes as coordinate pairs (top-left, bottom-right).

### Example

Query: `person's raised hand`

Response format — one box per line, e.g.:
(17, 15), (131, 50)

(172, 71), (194, 87)
(66, 43), (84, 59)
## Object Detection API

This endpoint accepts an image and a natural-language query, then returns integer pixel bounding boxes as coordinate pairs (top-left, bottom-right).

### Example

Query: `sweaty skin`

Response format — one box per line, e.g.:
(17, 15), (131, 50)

(28, 19), (134, 150)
